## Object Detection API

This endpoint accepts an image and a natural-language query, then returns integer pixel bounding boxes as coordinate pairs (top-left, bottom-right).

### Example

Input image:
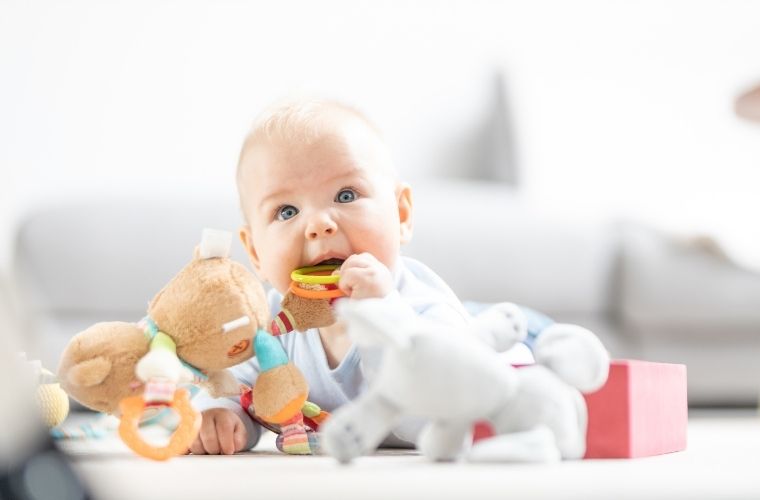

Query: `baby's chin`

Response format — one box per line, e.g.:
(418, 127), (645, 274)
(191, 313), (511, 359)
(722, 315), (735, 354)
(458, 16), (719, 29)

(272, 280), (292, 297)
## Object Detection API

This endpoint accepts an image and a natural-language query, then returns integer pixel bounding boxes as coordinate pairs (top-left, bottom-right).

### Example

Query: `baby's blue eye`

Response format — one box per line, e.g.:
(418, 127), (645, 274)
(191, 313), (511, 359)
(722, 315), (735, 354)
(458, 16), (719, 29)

(277, 205), (299, 221)
(335, 188), (357, 203)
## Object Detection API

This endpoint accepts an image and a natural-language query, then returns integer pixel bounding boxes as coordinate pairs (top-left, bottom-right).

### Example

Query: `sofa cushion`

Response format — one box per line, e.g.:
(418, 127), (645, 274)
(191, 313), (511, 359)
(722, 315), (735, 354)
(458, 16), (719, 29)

(13, 197), (249, 315)
(616, 223), (760, 404)
(616, 223), (760, 330)
(404, 180), (618, 317)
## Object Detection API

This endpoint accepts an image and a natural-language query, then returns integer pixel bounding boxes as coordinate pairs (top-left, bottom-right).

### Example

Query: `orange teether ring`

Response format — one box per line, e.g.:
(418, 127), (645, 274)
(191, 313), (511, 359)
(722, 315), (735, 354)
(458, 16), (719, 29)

(118, 388), (201, 461)
(288, 281), (346, 299)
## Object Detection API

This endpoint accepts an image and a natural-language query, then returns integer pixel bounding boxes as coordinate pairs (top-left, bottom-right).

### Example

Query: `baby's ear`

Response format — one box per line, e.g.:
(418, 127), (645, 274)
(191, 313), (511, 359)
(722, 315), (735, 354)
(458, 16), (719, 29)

(66, 357), (112, 388)
(396, 183), (414, 244)
(239, 225), (264, 277)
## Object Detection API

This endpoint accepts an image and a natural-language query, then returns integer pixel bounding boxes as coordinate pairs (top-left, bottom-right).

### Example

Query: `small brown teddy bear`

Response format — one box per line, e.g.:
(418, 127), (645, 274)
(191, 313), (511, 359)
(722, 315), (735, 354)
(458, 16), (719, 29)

(57, 229), (324, 460)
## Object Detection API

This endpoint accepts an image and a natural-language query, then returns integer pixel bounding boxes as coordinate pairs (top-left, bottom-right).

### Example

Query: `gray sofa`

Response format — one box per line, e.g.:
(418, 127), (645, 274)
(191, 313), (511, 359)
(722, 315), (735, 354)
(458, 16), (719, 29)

(11, 180), (760, 406)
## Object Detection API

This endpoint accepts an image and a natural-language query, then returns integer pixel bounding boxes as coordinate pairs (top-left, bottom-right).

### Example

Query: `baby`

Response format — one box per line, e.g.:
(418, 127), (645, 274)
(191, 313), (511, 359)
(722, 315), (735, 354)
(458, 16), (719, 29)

(189, 99), (471, 454)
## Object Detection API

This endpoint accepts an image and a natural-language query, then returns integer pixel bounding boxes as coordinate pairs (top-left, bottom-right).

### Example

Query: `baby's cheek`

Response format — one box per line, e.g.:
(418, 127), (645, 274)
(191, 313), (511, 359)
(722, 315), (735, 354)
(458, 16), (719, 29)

(271, 274), (294, 297)
(260, 254), (295, 294)
(357, 226), (393, 255)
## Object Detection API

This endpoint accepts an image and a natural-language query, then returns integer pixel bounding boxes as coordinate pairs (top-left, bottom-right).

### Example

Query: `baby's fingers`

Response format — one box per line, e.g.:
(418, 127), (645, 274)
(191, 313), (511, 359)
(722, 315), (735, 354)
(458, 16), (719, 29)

(188, 432), (208, 455)
(233, 419), (248, 452)
(337, 267), (364, 295)
(340, 253), (374, 271)
(216, 416), (237, 455)
(199, 419), (221, 455)
(339, 267), (385, 299)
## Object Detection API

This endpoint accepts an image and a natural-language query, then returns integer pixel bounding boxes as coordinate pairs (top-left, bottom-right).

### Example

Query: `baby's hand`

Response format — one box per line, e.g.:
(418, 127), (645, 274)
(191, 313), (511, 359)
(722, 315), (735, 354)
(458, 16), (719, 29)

(337, 253), (394, 300)
(188, 408), (248, 455)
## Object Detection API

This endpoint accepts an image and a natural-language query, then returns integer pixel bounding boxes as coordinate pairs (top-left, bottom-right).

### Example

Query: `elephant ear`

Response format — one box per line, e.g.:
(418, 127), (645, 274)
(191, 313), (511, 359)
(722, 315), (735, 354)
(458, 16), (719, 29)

(66, 357), (113, 388)
(533, 323), (610, 394)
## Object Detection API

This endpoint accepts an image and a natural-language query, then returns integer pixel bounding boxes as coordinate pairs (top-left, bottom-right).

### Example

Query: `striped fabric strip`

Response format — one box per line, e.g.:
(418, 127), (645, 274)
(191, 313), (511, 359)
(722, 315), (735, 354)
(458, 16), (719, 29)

(50, 422), (109, 440)
(276, 432), (319, 454)
(137, 316), (209, 383)
(279, 412), (312, 454)
(271, 309), (295, 336)
(143, 380), (175, 404)
(180, 360), (209, 383)
(137, 316), (160, 341)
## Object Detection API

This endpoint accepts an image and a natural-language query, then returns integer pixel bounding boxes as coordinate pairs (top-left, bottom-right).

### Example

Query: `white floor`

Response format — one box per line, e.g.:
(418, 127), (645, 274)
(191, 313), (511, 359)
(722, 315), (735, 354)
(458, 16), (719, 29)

(60, 410), (760, 500)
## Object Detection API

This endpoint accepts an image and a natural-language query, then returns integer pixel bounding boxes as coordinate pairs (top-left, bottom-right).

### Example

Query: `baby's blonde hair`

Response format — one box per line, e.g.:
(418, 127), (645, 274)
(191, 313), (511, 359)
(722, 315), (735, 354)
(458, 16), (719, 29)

(237, 98), (386, 181)
(236, 98), (396, 218)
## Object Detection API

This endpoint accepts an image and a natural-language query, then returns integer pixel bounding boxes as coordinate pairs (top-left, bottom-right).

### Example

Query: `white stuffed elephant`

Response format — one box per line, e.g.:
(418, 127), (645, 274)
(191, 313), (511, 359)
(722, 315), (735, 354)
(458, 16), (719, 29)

(321, 299), (609, 463)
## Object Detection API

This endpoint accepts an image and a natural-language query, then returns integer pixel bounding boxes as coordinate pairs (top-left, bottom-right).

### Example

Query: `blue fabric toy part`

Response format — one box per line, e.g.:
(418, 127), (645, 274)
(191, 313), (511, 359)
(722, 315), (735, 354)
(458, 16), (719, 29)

(255, 329), (289, 372)
(520, 306), (555, 350)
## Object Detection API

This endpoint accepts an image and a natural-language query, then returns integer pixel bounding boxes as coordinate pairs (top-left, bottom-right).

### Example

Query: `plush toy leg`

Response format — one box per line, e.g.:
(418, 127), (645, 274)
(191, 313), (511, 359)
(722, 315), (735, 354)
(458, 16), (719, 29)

(416, 420), (472, 462)
(553, 388), (587, 460)
(278, 412), (312, 455)
(321, 390), (401, 464)
(487, 365), (588, 461)
(468, 425), (561, 463)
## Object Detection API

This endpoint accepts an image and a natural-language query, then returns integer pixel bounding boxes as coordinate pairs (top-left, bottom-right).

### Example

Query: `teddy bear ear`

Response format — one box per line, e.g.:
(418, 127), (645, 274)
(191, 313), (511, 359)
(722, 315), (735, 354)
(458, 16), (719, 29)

(193, 228), (232, 260)
(66, 357), (113, 388)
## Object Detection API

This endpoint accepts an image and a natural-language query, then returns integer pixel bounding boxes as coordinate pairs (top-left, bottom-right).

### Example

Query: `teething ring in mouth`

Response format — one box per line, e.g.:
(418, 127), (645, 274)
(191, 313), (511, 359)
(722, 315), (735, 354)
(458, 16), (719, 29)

(290, 264), (342, 285)
(227, 339), (251, 357)
(118, 389), (200, 461)
(289, 281), (346, 300)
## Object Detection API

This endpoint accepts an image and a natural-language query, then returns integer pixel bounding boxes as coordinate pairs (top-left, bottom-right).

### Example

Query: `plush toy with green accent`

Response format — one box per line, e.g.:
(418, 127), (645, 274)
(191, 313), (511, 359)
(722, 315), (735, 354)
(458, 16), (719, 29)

(56, 229), (328, 460)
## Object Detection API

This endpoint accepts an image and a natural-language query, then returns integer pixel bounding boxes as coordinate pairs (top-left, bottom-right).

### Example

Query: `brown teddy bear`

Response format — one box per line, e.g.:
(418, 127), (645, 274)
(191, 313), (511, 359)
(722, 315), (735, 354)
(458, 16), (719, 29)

(57, 229), (328, 460)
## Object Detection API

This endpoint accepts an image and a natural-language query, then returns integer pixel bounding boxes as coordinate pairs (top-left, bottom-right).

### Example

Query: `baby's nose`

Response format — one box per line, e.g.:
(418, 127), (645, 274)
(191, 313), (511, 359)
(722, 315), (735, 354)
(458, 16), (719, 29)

(305, 216), (338, 240)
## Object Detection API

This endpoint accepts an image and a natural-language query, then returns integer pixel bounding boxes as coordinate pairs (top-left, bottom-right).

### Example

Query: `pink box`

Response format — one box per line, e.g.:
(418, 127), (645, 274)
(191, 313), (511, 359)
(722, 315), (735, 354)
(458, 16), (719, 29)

(472, 359), (688, 459)
(584, 359), (688, 458)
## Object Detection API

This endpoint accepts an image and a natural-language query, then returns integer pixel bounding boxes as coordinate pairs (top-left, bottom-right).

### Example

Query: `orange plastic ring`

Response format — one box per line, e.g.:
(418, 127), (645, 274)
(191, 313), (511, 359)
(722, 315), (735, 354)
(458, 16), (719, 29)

(288, 281), (346, 299)
(118, 388), (201, 461)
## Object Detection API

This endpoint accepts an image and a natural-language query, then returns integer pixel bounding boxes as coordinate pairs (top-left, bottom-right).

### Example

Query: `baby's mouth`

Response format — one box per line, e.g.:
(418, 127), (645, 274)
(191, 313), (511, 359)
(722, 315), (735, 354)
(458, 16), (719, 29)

(309, 257), (345, 267)
(315, 258), (345, 267)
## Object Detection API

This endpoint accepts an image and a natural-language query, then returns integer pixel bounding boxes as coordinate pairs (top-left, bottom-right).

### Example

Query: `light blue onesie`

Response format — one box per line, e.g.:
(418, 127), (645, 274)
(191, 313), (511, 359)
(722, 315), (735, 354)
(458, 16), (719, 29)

(192, 256), (470, 451)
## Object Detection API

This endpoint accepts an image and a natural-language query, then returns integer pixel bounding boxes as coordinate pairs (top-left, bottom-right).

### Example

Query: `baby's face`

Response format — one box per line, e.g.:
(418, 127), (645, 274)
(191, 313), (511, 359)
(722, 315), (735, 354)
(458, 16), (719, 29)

(239, 122), (412, 295)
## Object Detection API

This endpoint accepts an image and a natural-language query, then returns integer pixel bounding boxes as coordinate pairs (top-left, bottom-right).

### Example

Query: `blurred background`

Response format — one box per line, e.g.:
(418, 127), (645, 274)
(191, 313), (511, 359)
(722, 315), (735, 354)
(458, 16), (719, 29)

(2, 0), (760, 409)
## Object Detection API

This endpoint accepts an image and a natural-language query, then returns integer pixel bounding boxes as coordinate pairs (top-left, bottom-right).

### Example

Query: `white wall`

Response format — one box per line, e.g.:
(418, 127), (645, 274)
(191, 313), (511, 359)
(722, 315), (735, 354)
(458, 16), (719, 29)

(2, 0), (760, 271)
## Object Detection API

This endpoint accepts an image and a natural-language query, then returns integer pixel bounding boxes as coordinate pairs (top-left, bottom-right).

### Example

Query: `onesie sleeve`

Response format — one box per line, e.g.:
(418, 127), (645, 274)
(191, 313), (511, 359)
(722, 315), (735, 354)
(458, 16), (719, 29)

(394, 256), (471, 327)
(380, 289), (469, 328)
